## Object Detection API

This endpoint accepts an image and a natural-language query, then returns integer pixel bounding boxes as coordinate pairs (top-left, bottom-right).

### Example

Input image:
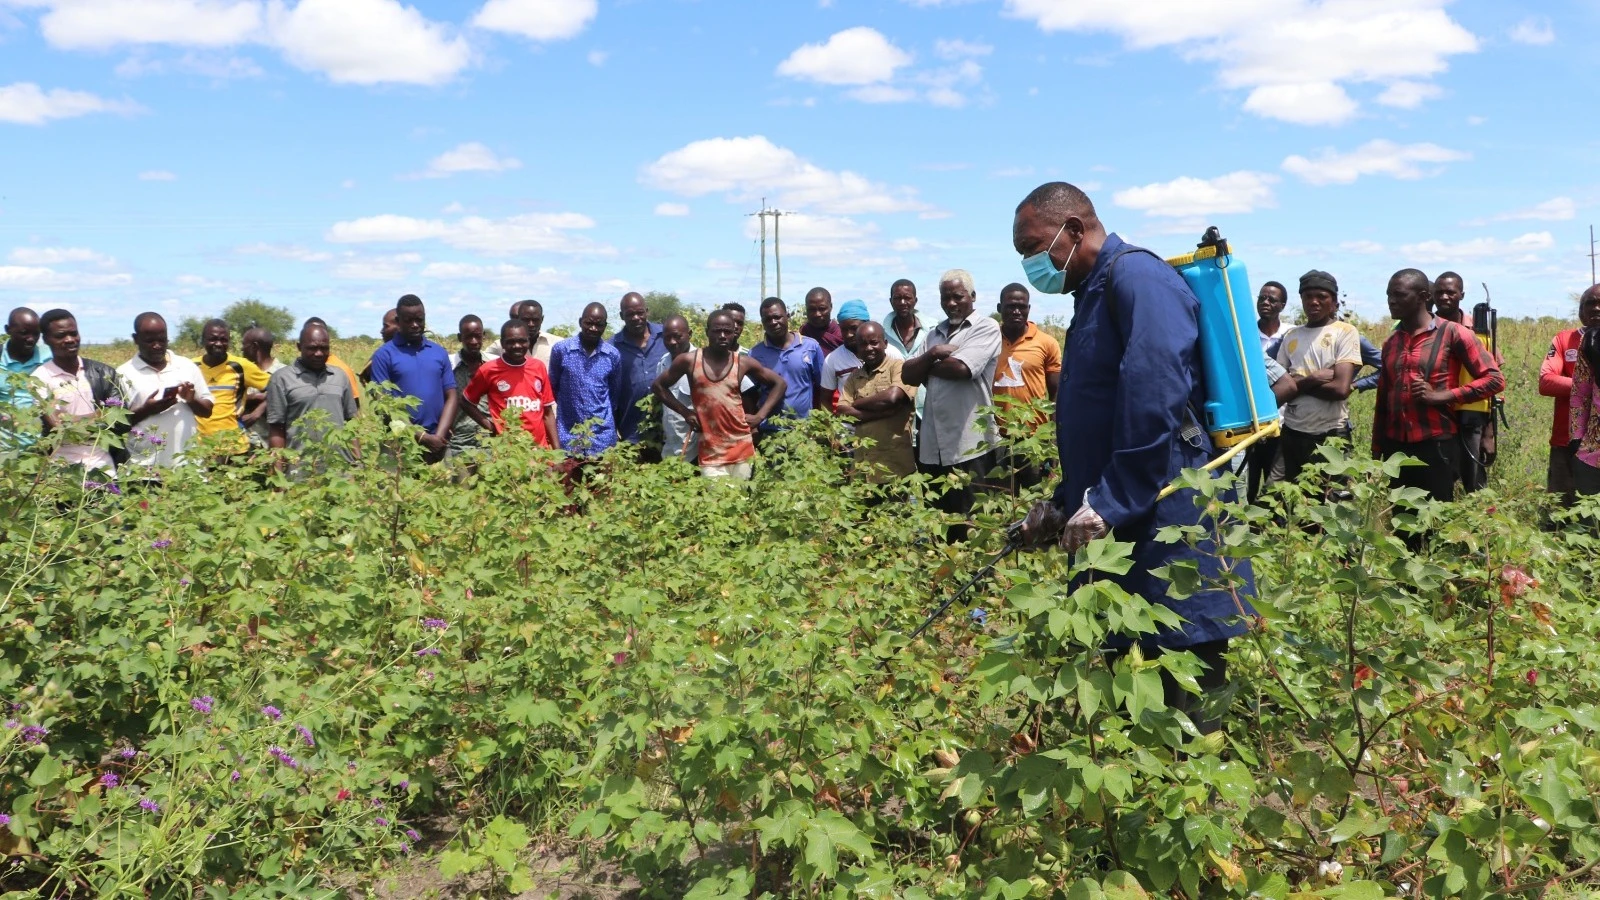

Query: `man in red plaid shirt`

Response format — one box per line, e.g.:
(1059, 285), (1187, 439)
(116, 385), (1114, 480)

(1373, 269), (1503, 508)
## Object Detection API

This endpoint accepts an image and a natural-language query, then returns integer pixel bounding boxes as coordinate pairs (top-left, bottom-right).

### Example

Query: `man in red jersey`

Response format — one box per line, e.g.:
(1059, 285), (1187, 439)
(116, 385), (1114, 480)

(460, 319), (557, 448)
(1539, 286), (1600, 508)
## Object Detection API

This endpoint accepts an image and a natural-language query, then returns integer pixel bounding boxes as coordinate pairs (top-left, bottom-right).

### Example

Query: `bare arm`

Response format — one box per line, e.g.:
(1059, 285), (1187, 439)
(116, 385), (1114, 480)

(651, 354), (697, 425)
(544, 405), (559, 448)
(1297, 361), (1357, 402)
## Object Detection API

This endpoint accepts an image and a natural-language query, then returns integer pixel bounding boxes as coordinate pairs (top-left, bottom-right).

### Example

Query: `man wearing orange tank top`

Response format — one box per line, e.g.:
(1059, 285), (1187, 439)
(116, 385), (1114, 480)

(652, 310), (787, 480)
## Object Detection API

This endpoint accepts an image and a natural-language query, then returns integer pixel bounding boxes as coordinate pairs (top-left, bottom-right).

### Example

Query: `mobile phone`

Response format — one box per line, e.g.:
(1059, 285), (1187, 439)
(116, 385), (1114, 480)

(162, 386), (180, 400)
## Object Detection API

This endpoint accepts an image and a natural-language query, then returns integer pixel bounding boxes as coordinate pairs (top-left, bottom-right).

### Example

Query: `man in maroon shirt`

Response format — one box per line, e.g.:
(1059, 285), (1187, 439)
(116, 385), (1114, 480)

(1373, 268), (1503, 511)
(800, 287), (844, 355)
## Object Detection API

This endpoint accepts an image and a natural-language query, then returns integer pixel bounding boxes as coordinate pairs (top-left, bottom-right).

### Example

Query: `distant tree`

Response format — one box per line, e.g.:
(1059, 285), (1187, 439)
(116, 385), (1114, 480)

(642, 291), (685, 323)
(177, 299), (296, 345)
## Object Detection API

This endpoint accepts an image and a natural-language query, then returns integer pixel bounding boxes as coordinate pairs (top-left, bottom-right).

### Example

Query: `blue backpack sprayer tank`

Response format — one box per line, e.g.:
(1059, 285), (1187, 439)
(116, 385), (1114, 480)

(1157, 227), (1280, 499)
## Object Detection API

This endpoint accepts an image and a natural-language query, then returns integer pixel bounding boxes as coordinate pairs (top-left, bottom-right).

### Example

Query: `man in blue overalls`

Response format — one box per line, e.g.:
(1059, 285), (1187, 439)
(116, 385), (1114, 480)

(1012, 182), (1256, 734)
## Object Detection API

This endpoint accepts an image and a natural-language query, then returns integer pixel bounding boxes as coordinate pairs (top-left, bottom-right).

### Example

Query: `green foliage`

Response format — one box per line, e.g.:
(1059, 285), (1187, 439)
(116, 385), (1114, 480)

(642, 291), (687, 324)
(2, 318), (1598, 897)
(176, 298), (297, 346)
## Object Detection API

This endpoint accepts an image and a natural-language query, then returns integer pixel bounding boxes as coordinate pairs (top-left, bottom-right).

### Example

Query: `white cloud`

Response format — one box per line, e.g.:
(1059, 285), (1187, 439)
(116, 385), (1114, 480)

(653, 202), (689, 217)
(266, 0), (472, 86)
(1508, 16), (1553, 45)
(1467, 197), (1576, 226)
(743, 213), (894, 268)
(236, 242), (333, 262)
(1339, 239), (1384, 254)
(641, 135), (930, 215)
(586, 49), (606, 66)
(890, 237), (922, 251)
(331, 252), (419, 281)
(847, 85), (919, 104)
(1241, 82), (1357, 125)
(703, 259), (736, 270)
(8, 246), (117, 266)
(1399, 231), (1554, 263)
(418, 261), (568, 290)
(1375, 80), (1442, 109)
(934, 38), (991, 59)
(1281, 139), (1469, 186)
(31, 0), (263, 50)
(776, 27), (912, 86)
(114, 51), (263, 79)
(1004, 0), (1477, 125)
(471, 0), (596, 42)
(410, 142), (521, 179)
(139, 169), (178, 181)
(1113, 171), (1278, 218)
(326, 211), (614, 256)
(0, 82), (141, 125)
(0, 265), (133, 290)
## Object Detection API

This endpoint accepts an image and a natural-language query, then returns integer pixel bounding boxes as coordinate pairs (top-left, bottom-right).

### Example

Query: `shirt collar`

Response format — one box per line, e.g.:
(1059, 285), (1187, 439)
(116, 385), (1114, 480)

(1074, 232), (1126, 299)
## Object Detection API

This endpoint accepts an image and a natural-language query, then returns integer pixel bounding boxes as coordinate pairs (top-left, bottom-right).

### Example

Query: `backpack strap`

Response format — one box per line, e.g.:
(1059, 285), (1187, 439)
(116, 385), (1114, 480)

(226, 360), (248, 427)
(1419, 320), (1453, 385)
(1098, 244), (1208, 448)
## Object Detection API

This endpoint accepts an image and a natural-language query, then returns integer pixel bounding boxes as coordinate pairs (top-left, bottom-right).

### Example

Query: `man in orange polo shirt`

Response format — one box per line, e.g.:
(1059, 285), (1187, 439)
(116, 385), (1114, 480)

(993, 282), (1061, 491)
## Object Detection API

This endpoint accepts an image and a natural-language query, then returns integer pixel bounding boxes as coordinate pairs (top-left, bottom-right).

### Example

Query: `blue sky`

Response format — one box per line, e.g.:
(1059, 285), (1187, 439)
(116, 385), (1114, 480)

(1, 0), (1596, 341)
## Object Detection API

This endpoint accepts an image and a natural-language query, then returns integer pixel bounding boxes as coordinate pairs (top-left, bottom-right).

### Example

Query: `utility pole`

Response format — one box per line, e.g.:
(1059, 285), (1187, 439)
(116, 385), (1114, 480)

(1590, 225), (1597, 285)
(749, 201), (790, 301)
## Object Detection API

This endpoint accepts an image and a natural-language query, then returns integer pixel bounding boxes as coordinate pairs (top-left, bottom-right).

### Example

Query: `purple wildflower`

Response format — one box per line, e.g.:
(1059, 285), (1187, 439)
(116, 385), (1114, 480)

(105, 397), (123, 408)
(119, 747), (137, 759)
(0, 814), (10, 827)
(376, 817), (390, 827)
(414, 648), (440, 657)
(268, 746), (300, 770)
(422, 618), (448, 631)
(20, 725), (47, 745)
(295, 724), (314, 747)
(190, 696), (214, 715)
(418, 670), (434, 682)
(399, 841), (411, 854)
(261, 705), (282, 721)
(2, 719), (16, 730)
(105, 483), (122, 495)
(149, 436), (165, 447)
(230, 770), (241, 782)
(152, 539), (172, 550)
(398, 780), (409, 791)
(371, 798), (384, 808)
(100, 772), (119, 788)
(179, 578), (191, 587)
(405, 828), (420, 841)
(139, 798), (160, 813)
(346, 761), (358, 772)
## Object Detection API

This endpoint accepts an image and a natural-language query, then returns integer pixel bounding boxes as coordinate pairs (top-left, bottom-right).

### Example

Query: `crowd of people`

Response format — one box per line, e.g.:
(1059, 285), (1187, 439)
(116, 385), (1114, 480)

(2, 180), (1598, 731)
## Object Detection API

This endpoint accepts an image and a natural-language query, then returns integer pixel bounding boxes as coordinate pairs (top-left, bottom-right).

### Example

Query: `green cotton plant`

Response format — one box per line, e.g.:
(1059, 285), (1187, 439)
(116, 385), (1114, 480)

(3, 358), (1600, 897)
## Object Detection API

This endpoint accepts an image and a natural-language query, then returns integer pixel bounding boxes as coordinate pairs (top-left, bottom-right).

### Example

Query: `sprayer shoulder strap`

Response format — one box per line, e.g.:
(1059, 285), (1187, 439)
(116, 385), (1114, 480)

(1100, 245), (1208, 449)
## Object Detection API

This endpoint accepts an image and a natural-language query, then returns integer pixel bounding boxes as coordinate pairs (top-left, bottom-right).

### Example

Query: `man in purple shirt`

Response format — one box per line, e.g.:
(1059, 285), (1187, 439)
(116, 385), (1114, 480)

(800, 287), (844, 355)
(368, 294), (458, 463)
(749, 297), (826, 434)
(610, 291), (667, 448)
(549, 302), (624, 455)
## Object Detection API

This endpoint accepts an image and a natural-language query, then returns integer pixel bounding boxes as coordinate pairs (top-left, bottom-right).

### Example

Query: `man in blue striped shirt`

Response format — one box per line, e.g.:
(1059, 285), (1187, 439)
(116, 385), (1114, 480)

(549, 302), (623, 455)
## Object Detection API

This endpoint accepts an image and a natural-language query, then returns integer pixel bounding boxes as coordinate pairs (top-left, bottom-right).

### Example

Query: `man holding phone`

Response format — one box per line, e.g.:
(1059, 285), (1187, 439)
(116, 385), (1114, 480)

(116, 312), (214, 469)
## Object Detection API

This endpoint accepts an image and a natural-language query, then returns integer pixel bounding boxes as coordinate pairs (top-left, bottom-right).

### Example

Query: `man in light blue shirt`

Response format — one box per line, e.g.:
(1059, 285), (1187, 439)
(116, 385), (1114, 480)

(748, 297), (825, 434)
(549, 302), (623, 455)
(611, 292), (668, 445)
(0, 307), (48, 451)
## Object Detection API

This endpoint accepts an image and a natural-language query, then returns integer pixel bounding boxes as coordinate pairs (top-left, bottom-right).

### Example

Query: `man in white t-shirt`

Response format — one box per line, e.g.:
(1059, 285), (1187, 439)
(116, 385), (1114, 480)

(1274, 270), (1362, 482)
(116, 312), (214, 469)
(820, 299), (902, 407)
(1256, 280), (1291, 354)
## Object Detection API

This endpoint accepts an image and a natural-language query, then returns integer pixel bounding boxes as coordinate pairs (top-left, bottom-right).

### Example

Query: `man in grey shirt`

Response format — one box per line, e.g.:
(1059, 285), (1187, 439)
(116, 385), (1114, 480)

(902, 268), (1003, 541)
(266, 322), (359, 470)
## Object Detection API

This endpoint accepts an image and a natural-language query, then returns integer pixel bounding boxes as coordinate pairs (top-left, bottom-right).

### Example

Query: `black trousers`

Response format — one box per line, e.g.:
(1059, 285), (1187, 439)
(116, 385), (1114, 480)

(1379, 437), (1459, 504)
(1106, 639), (1231, 736)
(1280, 427), (1345, 484)
(919, 450), (999, 543)
(1455, 410), (1490, 493)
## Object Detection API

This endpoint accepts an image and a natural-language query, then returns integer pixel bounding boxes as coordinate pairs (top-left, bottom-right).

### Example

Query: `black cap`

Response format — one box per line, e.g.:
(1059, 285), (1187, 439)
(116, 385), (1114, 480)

(1299, 270), (1338, 296)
